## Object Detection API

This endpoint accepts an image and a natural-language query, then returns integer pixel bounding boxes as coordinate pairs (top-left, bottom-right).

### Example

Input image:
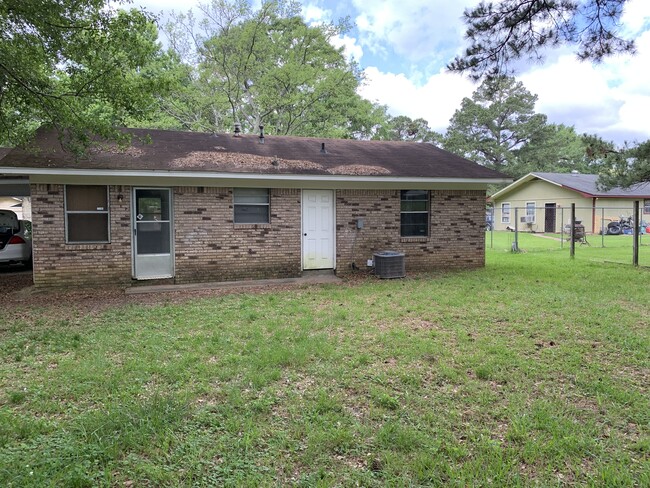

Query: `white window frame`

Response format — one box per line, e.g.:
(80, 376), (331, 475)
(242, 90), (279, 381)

(501, 202), (511, 224)
(525, 201), (536, 222)
(64, 185), (110, 244)
(400, 190), (430, 237)
(644, 199), (650, 215)
(233, 188), (270, 224)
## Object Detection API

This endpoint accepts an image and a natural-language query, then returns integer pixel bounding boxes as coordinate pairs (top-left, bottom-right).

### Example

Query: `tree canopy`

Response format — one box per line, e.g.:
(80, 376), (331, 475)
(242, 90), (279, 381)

(156, 0), (372, 138)
(448, 0), (635, 80)
(442, 76), (603, 179)
(586, 137), (650, 189)
(443, 76), (547, 174)
(0, 0), (174, 150)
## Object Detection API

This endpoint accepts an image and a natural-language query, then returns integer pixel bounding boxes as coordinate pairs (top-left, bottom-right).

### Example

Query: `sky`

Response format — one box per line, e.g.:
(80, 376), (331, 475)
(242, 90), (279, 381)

(134, 0), (650, 144)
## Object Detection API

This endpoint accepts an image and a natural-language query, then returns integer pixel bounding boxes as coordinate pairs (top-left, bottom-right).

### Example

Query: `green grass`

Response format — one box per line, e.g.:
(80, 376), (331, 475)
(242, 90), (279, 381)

(487, 230), (650, 266)
(1, 242), (649, 486)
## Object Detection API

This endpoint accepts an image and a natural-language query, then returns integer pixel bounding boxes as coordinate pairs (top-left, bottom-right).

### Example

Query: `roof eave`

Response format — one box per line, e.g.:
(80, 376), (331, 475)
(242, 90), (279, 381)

(0, 167), (511, 186)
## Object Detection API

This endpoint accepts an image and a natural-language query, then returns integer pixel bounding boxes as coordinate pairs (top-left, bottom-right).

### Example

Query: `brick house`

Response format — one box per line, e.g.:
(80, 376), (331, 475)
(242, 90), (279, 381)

(0, 128), (508, 287)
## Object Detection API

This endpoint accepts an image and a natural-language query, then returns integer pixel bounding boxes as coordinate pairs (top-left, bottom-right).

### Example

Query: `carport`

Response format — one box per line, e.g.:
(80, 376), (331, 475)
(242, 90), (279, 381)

(0, 177), (30, 198)
(0, 173), (33, 280)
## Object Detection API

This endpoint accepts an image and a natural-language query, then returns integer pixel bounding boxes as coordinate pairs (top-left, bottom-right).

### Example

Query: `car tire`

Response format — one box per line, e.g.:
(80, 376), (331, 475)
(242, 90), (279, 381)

(23, 255), (33, 270)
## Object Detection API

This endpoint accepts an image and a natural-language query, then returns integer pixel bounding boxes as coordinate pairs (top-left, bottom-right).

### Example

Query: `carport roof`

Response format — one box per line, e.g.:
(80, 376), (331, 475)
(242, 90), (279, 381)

(0, 128), (509, 182)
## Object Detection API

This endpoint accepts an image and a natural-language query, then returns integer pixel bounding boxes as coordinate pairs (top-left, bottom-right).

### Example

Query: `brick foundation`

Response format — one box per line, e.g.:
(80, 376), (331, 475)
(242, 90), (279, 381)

(29, 185), (486, 287)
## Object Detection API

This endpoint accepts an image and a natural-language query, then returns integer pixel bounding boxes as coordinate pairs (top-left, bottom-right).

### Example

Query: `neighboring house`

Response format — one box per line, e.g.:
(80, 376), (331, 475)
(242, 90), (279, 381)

(0, 128), (508, 288)
(490, 172), (650, 233)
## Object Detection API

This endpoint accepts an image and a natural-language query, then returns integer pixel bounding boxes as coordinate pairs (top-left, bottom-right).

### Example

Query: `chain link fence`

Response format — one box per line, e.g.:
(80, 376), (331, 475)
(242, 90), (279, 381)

(486, 203), (650, 267)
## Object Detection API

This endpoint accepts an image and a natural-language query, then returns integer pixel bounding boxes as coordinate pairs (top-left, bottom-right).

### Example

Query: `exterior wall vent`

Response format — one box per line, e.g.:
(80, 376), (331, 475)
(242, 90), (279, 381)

(373, 251), (405, 279)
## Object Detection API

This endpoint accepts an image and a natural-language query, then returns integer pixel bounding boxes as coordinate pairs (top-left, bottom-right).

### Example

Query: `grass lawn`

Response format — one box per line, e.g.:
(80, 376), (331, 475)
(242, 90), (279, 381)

(1, 241), (648, 486)
(487, 230), (650, 267)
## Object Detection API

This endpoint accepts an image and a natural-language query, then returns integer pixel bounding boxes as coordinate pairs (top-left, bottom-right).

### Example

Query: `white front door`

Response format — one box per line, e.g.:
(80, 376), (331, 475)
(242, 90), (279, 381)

(302, 190), (335, 270)
(132, 188), (174, 279)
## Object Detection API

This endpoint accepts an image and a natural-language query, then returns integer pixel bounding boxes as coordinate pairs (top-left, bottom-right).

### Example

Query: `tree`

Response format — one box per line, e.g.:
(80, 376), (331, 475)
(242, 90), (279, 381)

(448, 0), (635, 80)
(443, 76), (547, 173)
(587, 137), (650, 188)
(513, 124), (594, 177)
(382, 116), (441, 143)
(161, 0), (371, 138)
(0, 1), (174, 150)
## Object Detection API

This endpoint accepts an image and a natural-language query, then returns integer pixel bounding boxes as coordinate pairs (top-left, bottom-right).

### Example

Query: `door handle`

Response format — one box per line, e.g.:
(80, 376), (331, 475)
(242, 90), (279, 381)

(303, 233), (307, 236)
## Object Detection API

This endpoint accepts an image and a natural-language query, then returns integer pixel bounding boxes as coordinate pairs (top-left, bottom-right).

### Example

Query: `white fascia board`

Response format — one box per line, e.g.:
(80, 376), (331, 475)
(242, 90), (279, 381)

(1, 167), (511, 189)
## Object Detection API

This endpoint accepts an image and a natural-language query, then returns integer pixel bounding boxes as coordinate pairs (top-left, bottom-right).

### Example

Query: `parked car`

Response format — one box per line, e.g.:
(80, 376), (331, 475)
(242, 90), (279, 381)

(0, 210), (32, 268)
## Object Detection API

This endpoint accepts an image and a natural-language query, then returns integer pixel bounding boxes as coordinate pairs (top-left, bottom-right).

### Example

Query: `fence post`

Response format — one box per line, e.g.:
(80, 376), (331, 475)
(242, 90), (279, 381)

(601, 208), (605, 247)
(513, 207), (519, 252)
(570, 203), (576, 259)
(490, 206), (494, 249)
(633, 200), (640, 267)
(560, 207), (564, 249)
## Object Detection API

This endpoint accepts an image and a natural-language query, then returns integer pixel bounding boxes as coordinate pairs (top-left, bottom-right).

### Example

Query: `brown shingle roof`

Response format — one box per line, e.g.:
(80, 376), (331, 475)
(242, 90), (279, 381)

(1, 128), (507, 180)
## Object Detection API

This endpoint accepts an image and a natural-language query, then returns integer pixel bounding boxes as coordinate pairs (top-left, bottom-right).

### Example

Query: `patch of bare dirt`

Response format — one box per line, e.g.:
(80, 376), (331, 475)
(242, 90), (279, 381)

(1, 277), (326, 325)
(1, 269), (440, 325)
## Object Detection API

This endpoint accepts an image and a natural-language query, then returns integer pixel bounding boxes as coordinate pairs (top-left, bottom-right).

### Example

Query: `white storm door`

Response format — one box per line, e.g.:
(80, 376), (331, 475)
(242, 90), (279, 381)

(302, 190), (335, 270)
(132, 188), (174, 279)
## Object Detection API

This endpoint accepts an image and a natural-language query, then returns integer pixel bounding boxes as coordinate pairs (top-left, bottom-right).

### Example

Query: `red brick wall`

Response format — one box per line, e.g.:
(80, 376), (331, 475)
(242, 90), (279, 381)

(30, 185), (485, 287)
(30, 184), (132, 287)
(335, 189), (486, 274)
(173, 187), (301, 283)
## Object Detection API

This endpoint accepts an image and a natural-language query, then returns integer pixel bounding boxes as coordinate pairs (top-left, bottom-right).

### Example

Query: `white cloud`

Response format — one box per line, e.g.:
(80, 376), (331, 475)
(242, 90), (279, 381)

(302, 3), (330, 23)
(330, 34), (364, 63)
(358, 67), (474, 131)
(519, 28), (650, 142)
(352, 0), (474, 65)
(621, 0), (650, 35)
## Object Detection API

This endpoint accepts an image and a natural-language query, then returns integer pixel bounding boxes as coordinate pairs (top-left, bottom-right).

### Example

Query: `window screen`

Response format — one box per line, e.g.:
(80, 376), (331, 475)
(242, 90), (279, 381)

(400, 190), (429, 237)
(234, 188), (270, 224)
(65, 185), (109, 243)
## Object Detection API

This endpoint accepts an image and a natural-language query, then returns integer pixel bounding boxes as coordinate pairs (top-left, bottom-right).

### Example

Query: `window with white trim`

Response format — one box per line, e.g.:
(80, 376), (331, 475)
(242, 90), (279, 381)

(400, 190), (429, 237)
(525, 202), (536, 222)
(233, 188), (270, 224)
(501, 202), (511, 223)
(65, 185), (110, 243)
(644, 199), (650, 215)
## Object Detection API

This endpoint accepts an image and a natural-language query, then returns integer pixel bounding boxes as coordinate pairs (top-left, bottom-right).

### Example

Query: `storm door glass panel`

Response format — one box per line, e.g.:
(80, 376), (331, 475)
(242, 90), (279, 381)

(135, 189), (171, 255)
